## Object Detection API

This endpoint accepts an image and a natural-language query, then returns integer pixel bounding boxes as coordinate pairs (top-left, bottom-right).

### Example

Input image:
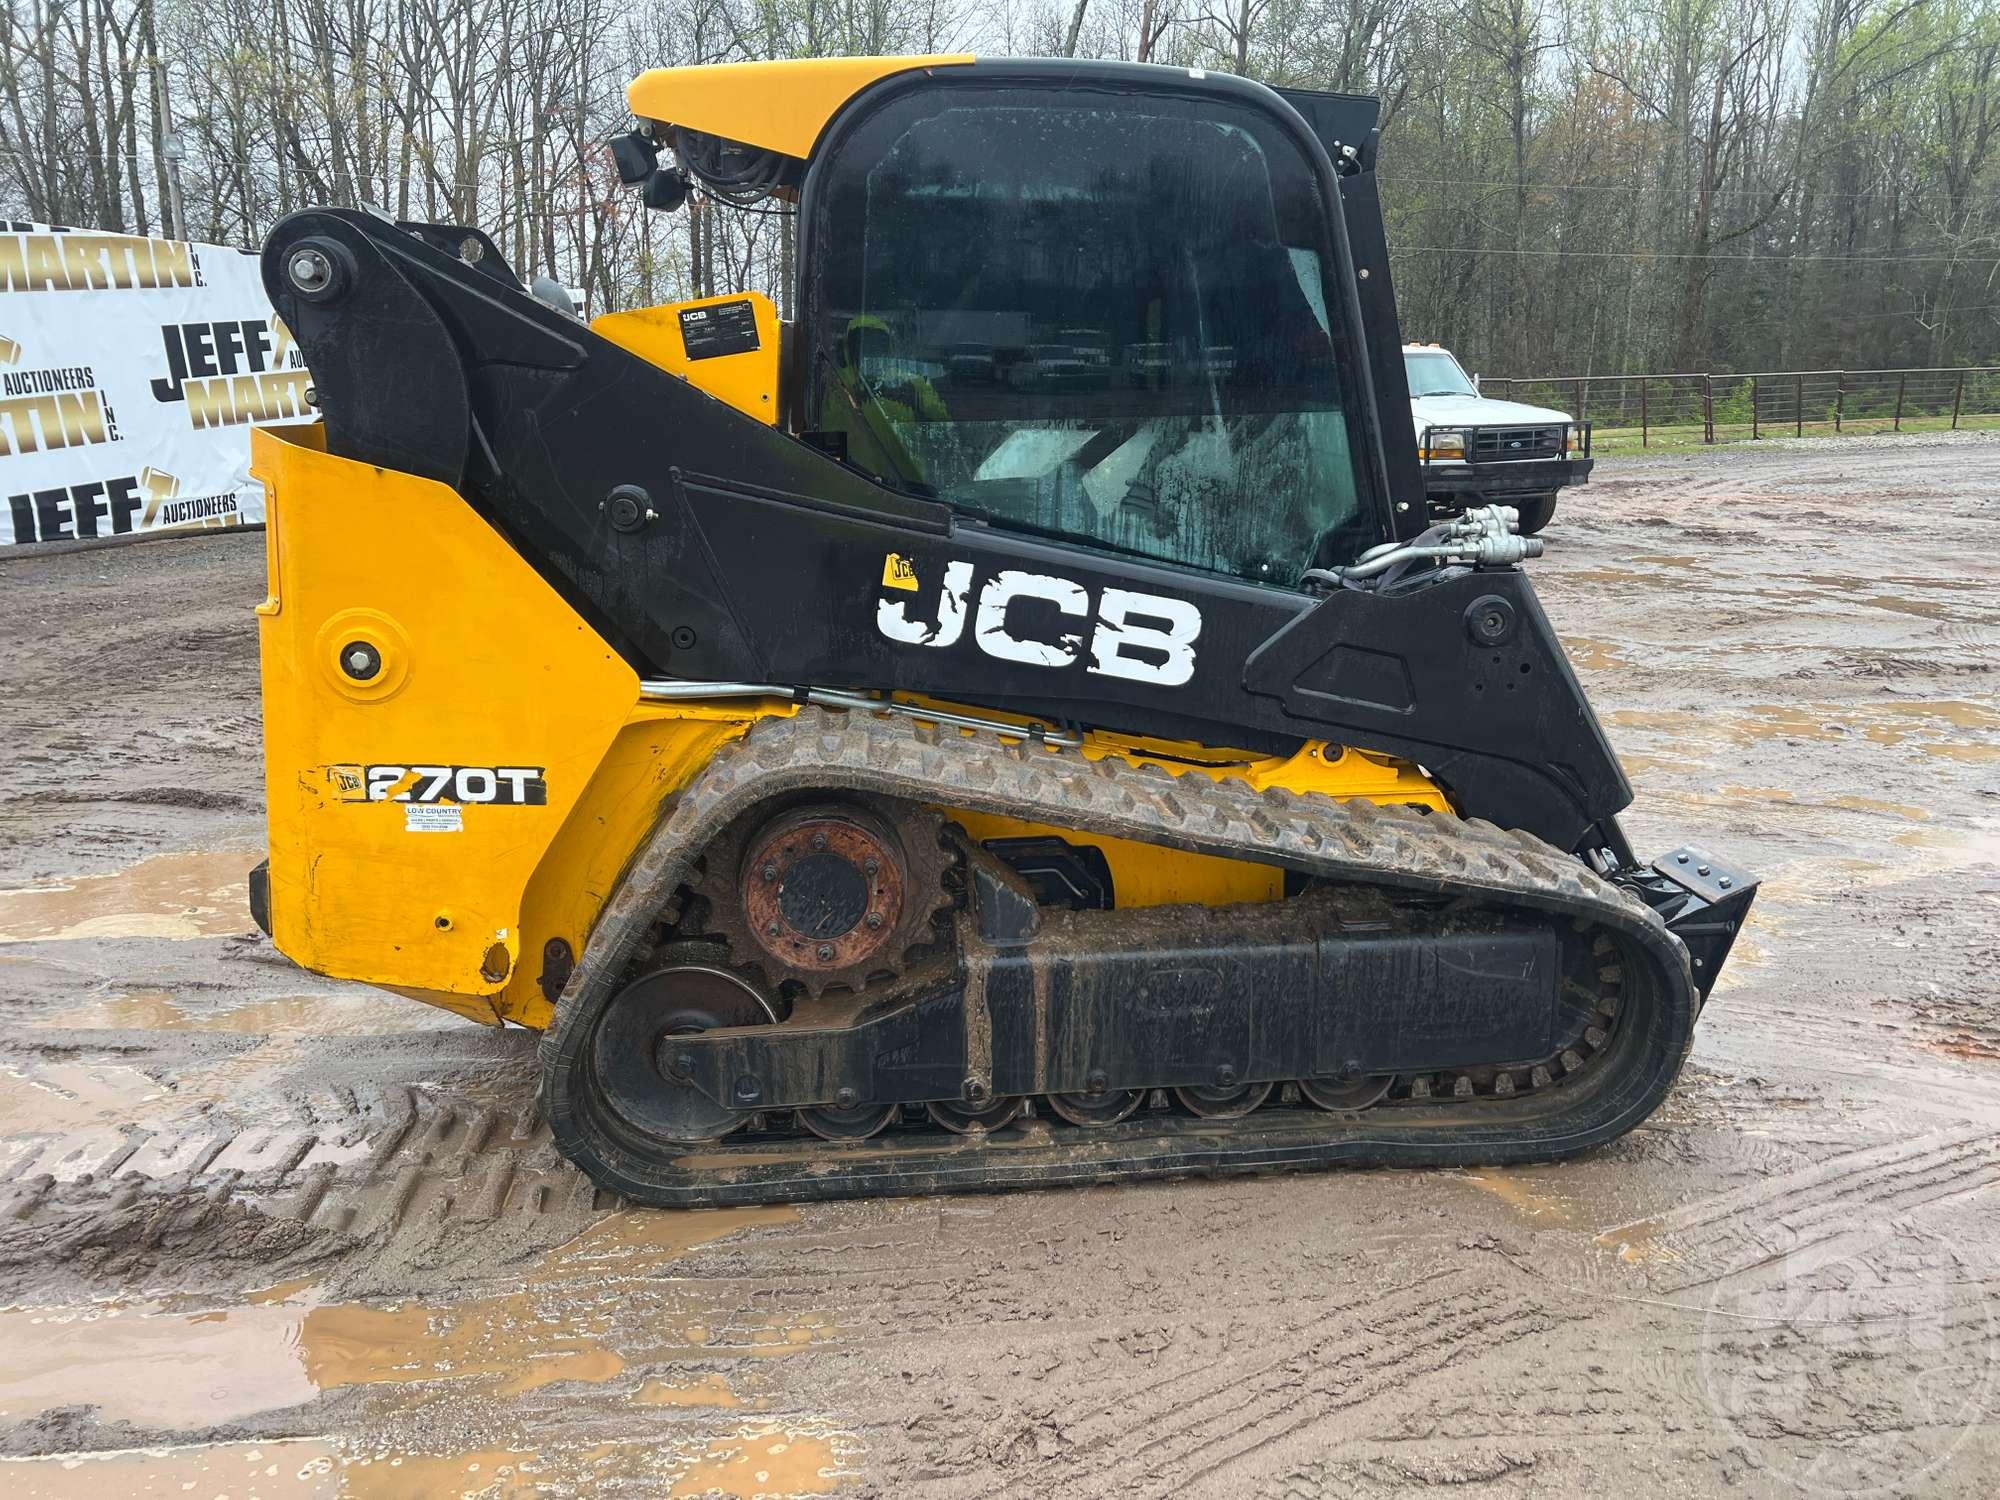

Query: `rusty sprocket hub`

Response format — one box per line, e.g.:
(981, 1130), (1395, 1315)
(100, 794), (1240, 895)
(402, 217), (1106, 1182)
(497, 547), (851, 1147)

(691, 800), (954, 997)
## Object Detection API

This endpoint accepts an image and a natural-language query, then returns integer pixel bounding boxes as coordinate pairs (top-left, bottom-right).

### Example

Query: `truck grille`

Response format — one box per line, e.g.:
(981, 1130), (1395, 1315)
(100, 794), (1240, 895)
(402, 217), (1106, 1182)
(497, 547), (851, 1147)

(1473, 426), (1562, 461)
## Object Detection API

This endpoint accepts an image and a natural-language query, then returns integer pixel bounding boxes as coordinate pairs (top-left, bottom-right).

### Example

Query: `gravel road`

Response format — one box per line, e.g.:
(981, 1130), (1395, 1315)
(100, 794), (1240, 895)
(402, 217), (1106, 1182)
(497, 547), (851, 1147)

(0, 432), (1995, 1498)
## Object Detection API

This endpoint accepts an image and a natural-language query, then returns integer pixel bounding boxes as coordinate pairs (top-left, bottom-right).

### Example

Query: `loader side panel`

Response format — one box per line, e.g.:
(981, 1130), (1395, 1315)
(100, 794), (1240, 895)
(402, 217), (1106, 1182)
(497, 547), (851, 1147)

(251, 425), (641, 1015)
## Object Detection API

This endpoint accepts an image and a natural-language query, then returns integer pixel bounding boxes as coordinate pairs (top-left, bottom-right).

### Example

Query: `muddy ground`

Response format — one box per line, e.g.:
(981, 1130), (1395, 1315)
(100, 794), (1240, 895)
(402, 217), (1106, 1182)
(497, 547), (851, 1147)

(0, 431), (1996, 1498)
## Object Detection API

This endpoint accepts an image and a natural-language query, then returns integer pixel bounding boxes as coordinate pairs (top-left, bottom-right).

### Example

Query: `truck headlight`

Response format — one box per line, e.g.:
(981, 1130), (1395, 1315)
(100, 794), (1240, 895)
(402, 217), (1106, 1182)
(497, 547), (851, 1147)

(1421, 430), (1464, 460)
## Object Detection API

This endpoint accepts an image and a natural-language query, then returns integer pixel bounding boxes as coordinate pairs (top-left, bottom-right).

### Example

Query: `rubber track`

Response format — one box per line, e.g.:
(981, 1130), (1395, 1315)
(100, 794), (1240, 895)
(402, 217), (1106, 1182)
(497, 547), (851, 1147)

(540, 707), (1697, 1206)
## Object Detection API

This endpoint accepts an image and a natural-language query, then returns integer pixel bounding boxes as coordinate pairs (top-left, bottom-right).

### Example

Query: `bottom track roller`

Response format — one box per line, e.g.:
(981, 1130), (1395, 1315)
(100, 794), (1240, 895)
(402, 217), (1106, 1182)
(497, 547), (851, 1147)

(927, 1097), (1026, 1134)
(1175, 1081), (1275, 1119)
(1046, 1089), (1147, 1128)
(1299, 1075), (1396, 1111)
(798, 1101), (900, 1140)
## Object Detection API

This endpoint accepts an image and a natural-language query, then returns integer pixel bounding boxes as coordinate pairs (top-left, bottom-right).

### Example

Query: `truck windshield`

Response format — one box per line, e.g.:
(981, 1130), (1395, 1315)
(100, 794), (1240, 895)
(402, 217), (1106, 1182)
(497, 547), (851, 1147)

(1404, 350), (1477, 398)
(807, 82), (1381, 583)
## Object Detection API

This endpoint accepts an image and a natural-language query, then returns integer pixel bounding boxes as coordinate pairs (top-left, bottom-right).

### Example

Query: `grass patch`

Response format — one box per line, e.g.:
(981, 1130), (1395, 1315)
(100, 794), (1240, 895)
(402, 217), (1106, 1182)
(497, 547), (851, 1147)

(1589, 412), (2000, 456)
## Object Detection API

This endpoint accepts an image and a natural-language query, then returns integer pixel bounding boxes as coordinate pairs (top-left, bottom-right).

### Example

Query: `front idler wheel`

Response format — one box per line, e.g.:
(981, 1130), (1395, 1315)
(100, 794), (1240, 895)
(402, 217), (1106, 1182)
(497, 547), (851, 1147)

(590, 957), (778, 1144)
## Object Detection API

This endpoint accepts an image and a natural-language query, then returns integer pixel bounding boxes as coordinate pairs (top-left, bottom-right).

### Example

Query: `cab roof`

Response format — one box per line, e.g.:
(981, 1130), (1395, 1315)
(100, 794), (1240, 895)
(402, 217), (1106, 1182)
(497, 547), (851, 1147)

(628, 56), (974, 161)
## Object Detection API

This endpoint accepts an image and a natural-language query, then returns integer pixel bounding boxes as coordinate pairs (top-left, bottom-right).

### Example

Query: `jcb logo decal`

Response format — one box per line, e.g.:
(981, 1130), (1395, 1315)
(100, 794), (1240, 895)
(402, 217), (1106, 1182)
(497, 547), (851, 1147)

(328, 763), (548, 805)
(877, 555), (1201, 687)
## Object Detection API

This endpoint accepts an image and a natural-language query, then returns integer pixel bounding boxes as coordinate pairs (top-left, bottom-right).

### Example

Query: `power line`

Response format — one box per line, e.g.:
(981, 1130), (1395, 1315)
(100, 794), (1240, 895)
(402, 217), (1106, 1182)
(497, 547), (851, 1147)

(1844, 300), (2000, 322)
(1397, 244), (1997, 264)
(1388, 174), (1932, 204)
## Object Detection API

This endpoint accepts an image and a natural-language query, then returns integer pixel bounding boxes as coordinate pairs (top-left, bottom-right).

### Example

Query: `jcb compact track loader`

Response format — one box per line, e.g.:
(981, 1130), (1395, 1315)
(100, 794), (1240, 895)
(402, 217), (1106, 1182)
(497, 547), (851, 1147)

(249, 56), (1756, 1207)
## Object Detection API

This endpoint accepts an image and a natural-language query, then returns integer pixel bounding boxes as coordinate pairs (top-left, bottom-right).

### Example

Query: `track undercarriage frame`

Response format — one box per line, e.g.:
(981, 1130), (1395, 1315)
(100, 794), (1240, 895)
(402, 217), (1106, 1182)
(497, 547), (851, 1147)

(537, 708), (1752, 1207)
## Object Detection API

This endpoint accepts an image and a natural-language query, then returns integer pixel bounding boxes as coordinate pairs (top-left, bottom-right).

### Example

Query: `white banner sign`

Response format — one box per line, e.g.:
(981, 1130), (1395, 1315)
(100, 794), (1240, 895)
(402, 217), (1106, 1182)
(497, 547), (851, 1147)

(0, 220), (313, 545)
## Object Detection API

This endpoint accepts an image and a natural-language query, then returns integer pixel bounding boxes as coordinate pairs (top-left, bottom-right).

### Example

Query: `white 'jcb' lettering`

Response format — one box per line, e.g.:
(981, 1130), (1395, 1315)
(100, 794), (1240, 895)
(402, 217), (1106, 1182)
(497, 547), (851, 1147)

(876, 559), (972, 646)
(877, 560), (1201, 688)
(974, 570), (1089, 667)
(1088, 587), (1201, 687)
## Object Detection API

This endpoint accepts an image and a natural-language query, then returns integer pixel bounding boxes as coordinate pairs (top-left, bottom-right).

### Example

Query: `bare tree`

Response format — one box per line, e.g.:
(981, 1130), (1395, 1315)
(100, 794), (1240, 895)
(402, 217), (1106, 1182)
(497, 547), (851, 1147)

(1, 0), (1994, 370)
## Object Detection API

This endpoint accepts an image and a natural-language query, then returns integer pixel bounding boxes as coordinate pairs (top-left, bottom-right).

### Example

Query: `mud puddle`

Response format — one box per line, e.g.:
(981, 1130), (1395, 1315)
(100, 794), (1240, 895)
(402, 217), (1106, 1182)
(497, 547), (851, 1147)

(1558, 635), (1628, 671)
(0, 1203), (861, 1491)
(0, 1061), (178, 1136)
(0, 1438), (343, 1500)
(0, 1302), (319, 1427)
(0, 851), (259, 943)
(1459, 1168), (1581, 1226)
(290, 1208), (823, 1403)
(27, 990), (445, 1037)
(0, 1439), (542, 1499)
(0, 1206), (806, 1422)
(666, 1426), (858, 1498)
(1604, 697), (2000, 752)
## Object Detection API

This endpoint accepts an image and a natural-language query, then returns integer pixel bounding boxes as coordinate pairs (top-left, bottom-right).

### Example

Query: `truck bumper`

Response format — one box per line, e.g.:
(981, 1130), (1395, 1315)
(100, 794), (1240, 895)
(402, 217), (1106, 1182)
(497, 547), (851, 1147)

(1424, 455), (1594, 506)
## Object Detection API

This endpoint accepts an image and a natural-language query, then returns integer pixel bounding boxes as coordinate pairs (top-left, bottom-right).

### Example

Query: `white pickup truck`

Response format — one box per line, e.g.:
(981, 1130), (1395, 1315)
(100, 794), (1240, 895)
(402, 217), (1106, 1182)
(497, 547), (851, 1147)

(1404, 343), (1592, 534)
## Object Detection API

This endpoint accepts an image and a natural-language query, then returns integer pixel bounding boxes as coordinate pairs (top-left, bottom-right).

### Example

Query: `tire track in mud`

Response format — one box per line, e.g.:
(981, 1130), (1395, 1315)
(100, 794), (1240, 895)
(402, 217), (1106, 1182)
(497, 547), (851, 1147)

(0, 1074), (616, 1293)
(979, 1269), (1560, 1500)
(989, 1130), (2000, 1497)
(1594, 1125), (2000, 1291)
(1212, 1138), (2000, 1498)
(1699, 1007), (2000, 1127)
(3, 1076), (1994, 1471)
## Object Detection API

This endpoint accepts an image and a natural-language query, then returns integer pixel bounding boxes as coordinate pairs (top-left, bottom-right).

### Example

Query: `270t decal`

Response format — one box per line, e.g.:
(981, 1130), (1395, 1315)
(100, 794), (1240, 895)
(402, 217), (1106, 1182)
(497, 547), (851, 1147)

(324, 763), (548, 805)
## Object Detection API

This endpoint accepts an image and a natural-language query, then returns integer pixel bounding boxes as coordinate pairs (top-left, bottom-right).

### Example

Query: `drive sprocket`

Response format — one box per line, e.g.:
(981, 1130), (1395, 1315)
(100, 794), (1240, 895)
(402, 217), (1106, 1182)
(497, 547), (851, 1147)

(688, 799), (956, 998)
